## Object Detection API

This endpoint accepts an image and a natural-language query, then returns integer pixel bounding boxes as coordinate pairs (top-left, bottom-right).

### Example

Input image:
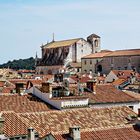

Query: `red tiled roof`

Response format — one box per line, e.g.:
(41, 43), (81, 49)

(19, 106), (136, 138)
(82, 51), (111, 59)
(9, 79), (43, 86)
(1, 87), (14, 93)
(0, 81), (5, 87)
(54, 126), (140, 140)
(112, 70), (136, 79)
(0, 94), (55, 113)
(82, 49), (140, 59)
(2, 112), (28, 137)
(86, 85), (138, 104)
(113, 78), (128, 86)
(106, 49), (140, 57)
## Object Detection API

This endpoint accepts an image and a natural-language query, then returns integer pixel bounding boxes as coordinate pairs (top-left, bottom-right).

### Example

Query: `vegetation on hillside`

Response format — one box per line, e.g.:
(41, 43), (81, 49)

(0, 57), (35, 70)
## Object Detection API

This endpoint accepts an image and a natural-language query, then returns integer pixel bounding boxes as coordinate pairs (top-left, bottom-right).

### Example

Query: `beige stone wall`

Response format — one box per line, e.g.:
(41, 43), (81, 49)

(81, 55), (140, 74)
(102, 55), (140, 74)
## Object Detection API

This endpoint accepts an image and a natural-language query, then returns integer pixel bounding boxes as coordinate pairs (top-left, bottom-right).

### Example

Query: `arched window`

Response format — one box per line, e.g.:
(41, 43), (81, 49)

(94, 40), (98, 47)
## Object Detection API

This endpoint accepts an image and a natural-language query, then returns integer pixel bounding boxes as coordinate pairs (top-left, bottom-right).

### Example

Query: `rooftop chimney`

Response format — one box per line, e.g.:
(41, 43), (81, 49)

(41, 82), (52, 93)
(87, 79), (97, 94)
(0, 114), (4, 135)
(69, 126), (80, 140)
(28, 127), (36, 140)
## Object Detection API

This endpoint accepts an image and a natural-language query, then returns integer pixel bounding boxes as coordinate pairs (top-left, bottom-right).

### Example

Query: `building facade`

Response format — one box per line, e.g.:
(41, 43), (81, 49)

(81, 49), (140, 74)
(36, 34), (101, 74)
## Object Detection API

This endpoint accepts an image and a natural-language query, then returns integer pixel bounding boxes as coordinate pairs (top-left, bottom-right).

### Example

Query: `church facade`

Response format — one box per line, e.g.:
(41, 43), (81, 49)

(36, 34), (101, 74)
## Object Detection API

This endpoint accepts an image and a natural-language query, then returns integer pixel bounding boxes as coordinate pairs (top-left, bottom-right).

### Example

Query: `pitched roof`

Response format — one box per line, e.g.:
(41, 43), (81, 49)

(87, 33), (100, 38)
(82, 51), (111, 59)
(9, 79), (43, 86)
(54, 126), (140, 140)
(112, 70), (137, 79)
(2, 111), (28, 137)
(106, 49), (140, 57)
(113, 78), (128, 86)
(82, 49), (140, 59)
(19, 106), (136, 138)
(86, 85), (138, 104)
(0, 94), (55, 113)
(43, 38), (81, 49)
(124, 91), (140, 101)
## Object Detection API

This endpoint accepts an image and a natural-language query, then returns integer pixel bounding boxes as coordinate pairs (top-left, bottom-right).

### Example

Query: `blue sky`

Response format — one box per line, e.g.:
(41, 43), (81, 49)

(0, 0), (140, 64)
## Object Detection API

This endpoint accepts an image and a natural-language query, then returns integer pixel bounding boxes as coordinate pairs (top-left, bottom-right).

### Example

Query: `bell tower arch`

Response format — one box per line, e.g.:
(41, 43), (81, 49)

(87, 34), (101, 53)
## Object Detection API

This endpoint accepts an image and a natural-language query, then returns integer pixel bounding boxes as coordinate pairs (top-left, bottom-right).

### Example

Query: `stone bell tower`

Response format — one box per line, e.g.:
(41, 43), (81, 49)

(87, 34), (101, 53)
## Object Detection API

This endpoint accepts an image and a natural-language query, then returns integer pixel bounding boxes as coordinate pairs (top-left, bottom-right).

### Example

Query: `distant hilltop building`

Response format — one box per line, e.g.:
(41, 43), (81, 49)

(36, 34), (101, 74)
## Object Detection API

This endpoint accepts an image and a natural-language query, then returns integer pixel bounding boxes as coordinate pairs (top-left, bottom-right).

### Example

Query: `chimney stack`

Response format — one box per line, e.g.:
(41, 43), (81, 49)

(0, 114), (4, 135)
(28, 127), (35, 140)
(87, 79), (97, 94)
(69, 126), (80, 140)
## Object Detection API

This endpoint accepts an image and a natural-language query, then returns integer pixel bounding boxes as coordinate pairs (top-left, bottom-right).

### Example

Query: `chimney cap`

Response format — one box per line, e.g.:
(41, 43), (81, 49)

(69, 126), (80, 129)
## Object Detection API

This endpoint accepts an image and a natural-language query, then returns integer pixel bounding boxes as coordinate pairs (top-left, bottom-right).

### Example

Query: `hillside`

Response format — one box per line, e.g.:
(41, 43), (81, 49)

(0, 57), (35, 70)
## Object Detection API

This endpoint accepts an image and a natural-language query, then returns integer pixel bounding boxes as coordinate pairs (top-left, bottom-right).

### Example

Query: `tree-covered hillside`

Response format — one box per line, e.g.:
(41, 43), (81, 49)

(0, 57), (35, 70)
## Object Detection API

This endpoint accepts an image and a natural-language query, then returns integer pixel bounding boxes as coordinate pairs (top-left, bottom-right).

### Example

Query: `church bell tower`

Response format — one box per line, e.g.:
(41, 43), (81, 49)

(87, 34), (101, 53)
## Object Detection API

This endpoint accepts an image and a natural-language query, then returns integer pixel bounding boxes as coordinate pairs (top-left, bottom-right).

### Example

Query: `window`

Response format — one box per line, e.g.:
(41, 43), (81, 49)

(84, 70), (87, 73)
(124, 66), (127, 70)
(84, 60), (86, 65)
(90, 60), (92, 65)
(118, 67), (121, 70)
(128, 57), (131, 63)
(77, 68), (79, 72)
(94, 40), (98, 47)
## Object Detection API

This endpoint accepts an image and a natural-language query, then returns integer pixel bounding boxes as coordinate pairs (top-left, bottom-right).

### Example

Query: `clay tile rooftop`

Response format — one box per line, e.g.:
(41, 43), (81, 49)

(18, 106), (137, 138)
(0, 94), (55, 113)
(86, 85), (139, 104)
(82, 49), (140, 59)
(54, 126), (140, 140)
(2, 111), (28, 137)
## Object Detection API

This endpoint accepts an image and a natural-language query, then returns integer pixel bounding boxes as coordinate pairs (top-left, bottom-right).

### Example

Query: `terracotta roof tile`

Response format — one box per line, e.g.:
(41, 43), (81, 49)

(82, 49), (140, 59)
(19, 106), (136, 138)
(82, 51), (111, 59)
(113, 78), (128, 86)
(112, 70), (136, 79)
(106, 49), (140, 57)
(1, 87), (14, 93)
(86, 85), (138, 104)
(43, 38), (81, 49)
(54, 126), (140, 140)
(0, 94), (55, 113)
(2, 111), (28, 137)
